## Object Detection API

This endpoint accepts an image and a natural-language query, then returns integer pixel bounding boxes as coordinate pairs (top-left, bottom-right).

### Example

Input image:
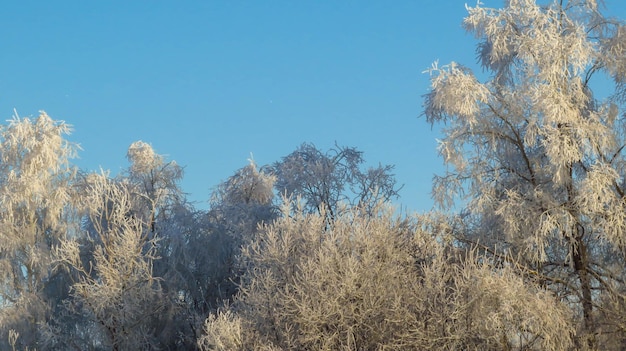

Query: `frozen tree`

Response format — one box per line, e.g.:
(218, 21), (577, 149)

(197, 160), (277, 309)
(125, 140), (184, 234)
(199, 204), (574, 350)
(49, 142), (188, 350)
(0, 112), (80, 349)
(424, 0), (626, 348)
(153, 201), (213, 348)
(124, 141), (207, 349)
(55, 173), (166, 350)
(210, 158), (276, 241)
(268, 143), (401, 227)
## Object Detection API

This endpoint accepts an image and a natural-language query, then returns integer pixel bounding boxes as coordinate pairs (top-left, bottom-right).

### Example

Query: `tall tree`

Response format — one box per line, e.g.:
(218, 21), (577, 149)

(424, 0), (626, 348)
(0, 112), (80, 349)
(201, 160), (277, 307)
(124, 141), (200, 349)
(52, 142), (188, 350)
(55, 173), (166, 351)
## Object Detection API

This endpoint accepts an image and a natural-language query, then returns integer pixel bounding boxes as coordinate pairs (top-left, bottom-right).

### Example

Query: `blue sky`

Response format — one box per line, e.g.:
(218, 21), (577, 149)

(0, 1), (624, 212)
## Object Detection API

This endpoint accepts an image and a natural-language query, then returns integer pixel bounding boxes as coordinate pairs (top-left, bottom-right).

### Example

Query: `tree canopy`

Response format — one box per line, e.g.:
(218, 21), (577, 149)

(2, 1), (626, 350)
(425, 0), (626, 348)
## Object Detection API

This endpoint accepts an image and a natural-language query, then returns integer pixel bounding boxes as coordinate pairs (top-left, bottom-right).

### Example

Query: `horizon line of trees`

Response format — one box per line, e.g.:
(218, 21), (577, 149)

(2, 0), (626, 350)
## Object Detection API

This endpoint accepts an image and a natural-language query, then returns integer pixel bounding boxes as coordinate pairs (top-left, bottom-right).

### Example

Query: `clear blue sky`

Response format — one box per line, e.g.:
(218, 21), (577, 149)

(0, 1), (624, 212)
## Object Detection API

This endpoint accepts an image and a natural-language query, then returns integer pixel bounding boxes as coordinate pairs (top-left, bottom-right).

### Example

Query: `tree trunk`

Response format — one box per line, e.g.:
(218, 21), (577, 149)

(572, 231), (595, 349)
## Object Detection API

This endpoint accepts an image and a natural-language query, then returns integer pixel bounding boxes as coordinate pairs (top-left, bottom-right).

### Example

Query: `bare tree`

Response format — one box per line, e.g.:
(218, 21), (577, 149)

(268, 143), (401, 227)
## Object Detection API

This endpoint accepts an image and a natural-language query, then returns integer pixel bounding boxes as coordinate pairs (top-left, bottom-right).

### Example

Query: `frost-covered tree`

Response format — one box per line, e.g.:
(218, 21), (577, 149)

(125, 140), (184, 234)
(424, 0), (626, 348)
(46, 142), (188, 350)
(268, 143), (400, 227)
(0, 112), (80, 349)
(198, 160), (277, 309)
(55, 173), (166, 350)
(199, 204), (574, 351)
(124, 141), (205, 349)
(210, 158), (276, 241)
(154, 201), (213, 349)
